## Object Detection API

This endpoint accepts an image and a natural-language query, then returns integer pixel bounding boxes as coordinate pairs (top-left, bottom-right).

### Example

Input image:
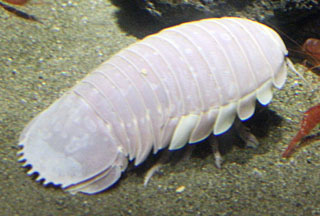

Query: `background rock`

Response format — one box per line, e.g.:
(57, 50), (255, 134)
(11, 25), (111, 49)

(115, 0), (320, 58)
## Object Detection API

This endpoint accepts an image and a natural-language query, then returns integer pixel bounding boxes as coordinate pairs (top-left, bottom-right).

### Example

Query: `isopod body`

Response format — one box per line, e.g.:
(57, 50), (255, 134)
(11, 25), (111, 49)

(18, 17), (292, 194)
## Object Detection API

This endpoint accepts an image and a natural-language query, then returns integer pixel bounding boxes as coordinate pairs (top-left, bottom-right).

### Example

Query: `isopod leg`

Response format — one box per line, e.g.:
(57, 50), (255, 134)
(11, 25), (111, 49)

(143, 149), (171, 187)
(144, 145), (195, 186)
(209, 136), (223, 169)
(143, 163), (162, 187)
(234, 120), (259, 149)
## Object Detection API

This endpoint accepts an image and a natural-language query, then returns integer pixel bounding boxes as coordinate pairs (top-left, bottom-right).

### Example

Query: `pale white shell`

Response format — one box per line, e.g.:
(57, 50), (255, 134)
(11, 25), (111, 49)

(18, 17), (291, 194)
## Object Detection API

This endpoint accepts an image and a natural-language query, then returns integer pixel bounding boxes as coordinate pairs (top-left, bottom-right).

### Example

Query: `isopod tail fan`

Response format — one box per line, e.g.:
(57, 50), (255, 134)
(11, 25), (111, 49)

(65, 151), (128, 194)
(17, 92), (128, 194)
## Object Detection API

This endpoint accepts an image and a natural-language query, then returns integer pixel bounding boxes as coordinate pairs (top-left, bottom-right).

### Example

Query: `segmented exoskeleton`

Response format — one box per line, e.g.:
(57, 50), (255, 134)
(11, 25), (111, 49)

(18, 17), (294, 194)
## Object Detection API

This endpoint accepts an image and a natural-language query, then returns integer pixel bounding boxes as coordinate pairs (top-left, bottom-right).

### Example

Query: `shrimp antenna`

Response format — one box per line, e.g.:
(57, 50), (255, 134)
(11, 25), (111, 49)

(286, 58), (312, 88)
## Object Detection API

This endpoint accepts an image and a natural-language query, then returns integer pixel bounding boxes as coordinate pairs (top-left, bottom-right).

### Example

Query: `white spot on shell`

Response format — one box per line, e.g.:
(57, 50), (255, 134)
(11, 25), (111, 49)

(184, 48), (193, 55)
(139, 117), (145, 124)
(150, 83), (159, 91)
(221, 33), (231, 41)
(53, 121), (63, 133)
(65, 134), (90, 154)
(84, 116), (97, 133)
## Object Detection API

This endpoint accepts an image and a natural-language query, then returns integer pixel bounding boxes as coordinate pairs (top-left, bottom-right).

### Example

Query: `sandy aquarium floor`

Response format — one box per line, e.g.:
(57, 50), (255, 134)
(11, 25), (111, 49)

(0, 1), (319, 215)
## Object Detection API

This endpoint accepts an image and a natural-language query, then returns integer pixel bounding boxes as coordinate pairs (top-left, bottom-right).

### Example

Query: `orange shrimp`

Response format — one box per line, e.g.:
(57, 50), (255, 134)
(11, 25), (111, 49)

(282, 103), (320, 158)
(3, 0), (28, 5)
(0, 0), (39, 22)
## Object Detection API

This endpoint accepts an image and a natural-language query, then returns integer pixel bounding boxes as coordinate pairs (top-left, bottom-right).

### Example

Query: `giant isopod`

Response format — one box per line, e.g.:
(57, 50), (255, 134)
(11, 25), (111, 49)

(18, 17), (295, 194)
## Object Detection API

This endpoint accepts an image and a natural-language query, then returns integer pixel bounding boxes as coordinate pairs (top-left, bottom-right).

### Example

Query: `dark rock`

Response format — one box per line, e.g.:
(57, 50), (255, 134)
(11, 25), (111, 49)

(113, 0), (320, 61)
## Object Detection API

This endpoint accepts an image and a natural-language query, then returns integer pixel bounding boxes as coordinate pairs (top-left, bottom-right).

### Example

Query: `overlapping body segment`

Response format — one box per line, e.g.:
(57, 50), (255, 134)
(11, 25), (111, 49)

(18, 17), (290, 194)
